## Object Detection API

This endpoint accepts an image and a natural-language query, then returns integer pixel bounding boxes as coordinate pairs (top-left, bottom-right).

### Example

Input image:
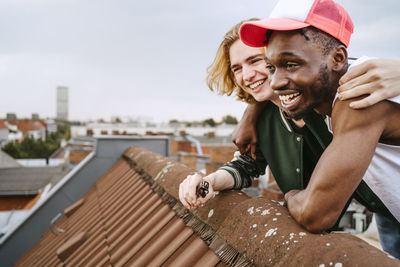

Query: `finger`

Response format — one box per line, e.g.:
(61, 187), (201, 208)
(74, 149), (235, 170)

(245, 144), (251, 152)
(187, 174), (204, 206)
(250, 143), (257, 160)
(338, 70), (377, 94)
(198, 186), (215, 205)
(236, 142), (248, 152)
(284, 192), (290, 203)
(238, 143), (250, 154)
(349, 94), (381, 109)
(338, 61), (369, 86)
(179, 184), (191, 209)
(185, 190), (197, 208)
(338, 82), (374, 100)
(284, 190), (298, 203)
(180, 175), (197, 208)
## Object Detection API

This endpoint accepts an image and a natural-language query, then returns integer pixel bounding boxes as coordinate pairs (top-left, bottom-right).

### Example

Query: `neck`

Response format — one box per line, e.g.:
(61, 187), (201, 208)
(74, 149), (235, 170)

(315, 63), (349, 116)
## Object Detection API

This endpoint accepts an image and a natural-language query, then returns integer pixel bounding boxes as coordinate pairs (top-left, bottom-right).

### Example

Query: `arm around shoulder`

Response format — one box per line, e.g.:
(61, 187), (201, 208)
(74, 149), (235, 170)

(286, 97), (392, 232)
(338, 58), (400, 109)
(232, 101), (268, 157)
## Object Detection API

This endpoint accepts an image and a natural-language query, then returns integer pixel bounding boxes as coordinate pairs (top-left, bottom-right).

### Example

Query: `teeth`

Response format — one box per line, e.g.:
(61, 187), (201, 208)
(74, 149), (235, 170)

(279, 92), (300, 104)
(249, 80), (264, 89)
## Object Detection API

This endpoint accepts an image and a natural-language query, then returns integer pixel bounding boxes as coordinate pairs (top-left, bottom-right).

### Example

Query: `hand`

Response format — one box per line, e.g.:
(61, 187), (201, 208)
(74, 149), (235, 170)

(338, 59), (400, 109)
(232, 102), (267, 159)
(179, 173), (215, 210)
(284, 189), (300, 206)
(232, 121), (258, 159)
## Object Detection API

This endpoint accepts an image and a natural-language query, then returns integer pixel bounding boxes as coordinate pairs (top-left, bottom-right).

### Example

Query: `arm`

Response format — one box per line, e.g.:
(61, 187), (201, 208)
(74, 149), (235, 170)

(179, 148), (267, 209)
(338, 58), (400, 109)
(285, 97), (392, 232)
(232, 101), (268, 159)
(179, 170), (234, 209)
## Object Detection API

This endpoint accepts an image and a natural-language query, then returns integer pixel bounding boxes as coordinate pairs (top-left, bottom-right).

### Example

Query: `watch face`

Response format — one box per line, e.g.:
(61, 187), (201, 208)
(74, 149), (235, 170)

(197, 181), (209, 198)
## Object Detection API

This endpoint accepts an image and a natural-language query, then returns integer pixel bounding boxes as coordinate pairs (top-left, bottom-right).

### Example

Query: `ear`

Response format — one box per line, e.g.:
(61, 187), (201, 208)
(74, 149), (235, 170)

(330, 45), (347, 72)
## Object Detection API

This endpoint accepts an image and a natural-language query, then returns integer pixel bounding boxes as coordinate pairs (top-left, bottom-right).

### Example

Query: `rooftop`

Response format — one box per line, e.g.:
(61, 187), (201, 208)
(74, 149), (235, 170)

(10, 144), (399, 266)
(0, 121), (7, 129)
(5, 119), (46, 135)
(0, 165), (68, 196)
(0, 151), (21, 169)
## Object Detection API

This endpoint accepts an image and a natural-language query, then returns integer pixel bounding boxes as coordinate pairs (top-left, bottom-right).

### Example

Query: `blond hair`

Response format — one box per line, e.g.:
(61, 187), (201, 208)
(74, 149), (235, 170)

(206, 18), (259, 104)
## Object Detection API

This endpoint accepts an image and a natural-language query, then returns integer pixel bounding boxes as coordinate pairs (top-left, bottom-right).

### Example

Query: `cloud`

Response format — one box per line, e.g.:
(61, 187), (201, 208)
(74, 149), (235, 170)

(1, 0), (399, 122)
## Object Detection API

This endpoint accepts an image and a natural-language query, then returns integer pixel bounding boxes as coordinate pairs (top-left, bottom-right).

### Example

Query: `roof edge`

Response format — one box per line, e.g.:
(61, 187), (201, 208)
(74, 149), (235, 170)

(123, 147), (255, 266)
(123, 146), (400, 266)
(0, 151), (95, 246)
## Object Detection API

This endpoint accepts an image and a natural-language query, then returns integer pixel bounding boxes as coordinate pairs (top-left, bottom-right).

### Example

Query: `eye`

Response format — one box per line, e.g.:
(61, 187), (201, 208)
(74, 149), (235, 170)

(231, 66), (241, 73)
(266, 63), (275, 73)
(231, 63), (242, 73)
(286, 62), (298, 70)
(250, 57), (263, 64)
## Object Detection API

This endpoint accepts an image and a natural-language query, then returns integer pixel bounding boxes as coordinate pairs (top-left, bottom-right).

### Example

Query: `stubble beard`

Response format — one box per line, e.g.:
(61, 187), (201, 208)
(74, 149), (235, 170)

(286, 63), (332, 120)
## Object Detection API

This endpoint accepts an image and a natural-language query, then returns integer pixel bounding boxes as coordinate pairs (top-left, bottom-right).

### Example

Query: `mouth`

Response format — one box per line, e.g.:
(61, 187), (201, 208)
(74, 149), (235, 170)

(248, 79), (265, 91)
(278, 92), (302, 109)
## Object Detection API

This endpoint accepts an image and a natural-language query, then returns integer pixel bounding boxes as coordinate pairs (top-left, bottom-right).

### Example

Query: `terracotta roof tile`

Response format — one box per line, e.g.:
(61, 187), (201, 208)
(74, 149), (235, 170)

(63, 198), (85, 217)
(56, 231), (90, 261)
(16, 147), (400, 266)
(0, 120), (7, 129)
(6, 119), (46, 135)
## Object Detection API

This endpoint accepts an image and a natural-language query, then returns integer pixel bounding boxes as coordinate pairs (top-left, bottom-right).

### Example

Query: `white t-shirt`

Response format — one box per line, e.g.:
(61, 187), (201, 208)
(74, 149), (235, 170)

(331, 56), (400, 222)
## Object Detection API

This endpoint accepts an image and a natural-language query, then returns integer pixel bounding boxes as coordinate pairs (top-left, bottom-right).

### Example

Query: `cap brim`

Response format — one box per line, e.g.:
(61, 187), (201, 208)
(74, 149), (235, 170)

(240, 18), (310, 47)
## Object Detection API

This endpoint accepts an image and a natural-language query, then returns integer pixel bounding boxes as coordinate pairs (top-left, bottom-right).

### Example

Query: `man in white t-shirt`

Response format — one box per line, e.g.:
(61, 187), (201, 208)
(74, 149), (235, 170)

(240, 0), (400, 257)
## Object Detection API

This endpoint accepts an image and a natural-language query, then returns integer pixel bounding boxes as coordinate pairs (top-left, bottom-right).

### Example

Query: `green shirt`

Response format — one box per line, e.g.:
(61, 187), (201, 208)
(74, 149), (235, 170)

(221, 101), (394, 220)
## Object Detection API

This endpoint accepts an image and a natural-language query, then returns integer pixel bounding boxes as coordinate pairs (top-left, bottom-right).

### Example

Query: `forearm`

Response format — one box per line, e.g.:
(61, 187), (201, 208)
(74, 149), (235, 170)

(205, 170), (235, 191)
(286, 97), (389, 232)
(286, 134), (379, 232)
(285, 186), (345, 232)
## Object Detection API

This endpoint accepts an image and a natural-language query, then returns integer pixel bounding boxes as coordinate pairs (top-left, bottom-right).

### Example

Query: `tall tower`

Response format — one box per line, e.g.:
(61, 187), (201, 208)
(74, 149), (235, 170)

(56, 86), (69, 121)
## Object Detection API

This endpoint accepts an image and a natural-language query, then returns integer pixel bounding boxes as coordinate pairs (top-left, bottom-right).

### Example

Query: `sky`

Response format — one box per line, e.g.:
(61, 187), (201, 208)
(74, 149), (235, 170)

(0, 0), (399, 123)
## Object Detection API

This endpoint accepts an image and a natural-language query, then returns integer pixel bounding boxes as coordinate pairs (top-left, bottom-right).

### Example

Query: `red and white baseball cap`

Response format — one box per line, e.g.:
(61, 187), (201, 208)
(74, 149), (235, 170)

(240, 0), (354, 47)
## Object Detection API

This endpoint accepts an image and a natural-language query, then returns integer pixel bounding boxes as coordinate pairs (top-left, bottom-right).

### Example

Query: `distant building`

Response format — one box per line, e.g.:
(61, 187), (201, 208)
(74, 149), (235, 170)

(5, 120), (46, 142)
(31, 113), (39, 120)
(56, 86), (68, 121)
(6, 113), (16, 120)
(45, 119), (58, 134)
(0, 121), (8, 146)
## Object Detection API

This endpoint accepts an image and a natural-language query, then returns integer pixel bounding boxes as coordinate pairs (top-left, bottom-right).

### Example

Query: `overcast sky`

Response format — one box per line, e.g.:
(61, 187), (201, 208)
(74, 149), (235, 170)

(1, 0), (399, 123)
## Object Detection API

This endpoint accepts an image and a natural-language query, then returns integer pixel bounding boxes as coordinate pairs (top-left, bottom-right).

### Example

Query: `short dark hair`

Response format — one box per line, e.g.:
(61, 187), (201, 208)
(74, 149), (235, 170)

(298, 26), (342, 55)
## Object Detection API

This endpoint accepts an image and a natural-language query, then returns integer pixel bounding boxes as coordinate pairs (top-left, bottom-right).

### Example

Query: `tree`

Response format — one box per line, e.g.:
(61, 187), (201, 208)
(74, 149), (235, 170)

(2, 142), (20, 158)
(221, 115), (238, 125)
(1, 124), (70, 159)
(112, 117), (122, 123)
(169, 119), (179, 124)
(202, 118), (217, 127)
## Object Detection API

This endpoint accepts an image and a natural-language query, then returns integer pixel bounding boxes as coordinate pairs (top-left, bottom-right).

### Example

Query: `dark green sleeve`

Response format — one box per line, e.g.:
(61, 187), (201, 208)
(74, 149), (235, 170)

(219, 144), (268, 190)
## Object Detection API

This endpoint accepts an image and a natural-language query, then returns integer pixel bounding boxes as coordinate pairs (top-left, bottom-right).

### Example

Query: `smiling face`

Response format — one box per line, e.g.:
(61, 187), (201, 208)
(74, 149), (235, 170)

(229, 40), (277, 103)
(265, 30), (336, 119)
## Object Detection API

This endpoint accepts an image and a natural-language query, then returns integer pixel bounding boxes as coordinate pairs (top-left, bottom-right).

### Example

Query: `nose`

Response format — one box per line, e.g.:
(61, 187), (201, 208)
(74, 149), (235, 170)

(242, 65), (256, 82)
(269, 69), (288, 91)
